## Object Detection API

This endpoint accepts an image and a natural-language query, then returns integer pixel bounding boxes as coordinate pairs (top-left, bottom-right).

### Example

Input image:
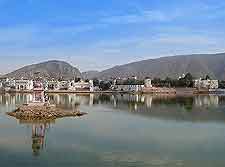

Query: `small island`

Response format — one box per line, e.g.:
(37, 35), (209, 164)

(6, 104), (87, 121)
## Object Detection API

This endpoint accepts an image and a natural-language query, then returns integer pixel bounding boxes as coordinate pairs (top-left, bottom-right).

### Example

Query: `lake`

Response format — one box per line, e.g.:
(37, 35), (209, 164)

(1, 93), (225, 167)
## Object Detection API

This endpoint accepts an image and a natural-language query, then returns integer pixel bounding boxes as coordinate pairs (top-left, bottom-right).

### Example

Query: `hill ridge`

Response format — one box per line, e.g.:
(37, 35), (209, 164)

(95, 52), (225, 80)
(4, 60), (81, 80)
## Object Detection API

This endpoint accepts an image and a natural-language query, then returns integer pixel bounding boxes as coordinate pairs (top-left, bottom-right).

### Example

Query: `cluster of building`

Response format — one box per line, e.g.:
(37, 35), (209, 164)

(46, 79), (94, 92)
(193, 78), (219, 89)
(0, 77), (94, 92)
(0, 75), (220, 93)
(112, 78), (152, 92)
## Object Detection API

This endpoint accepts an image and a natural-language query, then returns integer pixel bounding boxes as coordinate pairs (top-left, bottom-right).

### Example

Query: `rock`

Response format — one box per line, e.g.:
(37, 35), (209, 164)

(6, 105), (87, 121)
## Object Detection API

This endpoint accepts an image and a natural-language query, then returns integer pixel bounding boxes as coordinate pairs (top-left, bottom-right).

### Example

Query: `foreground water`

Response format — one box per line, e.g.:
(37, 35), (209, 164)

(1, 93), (225, 167)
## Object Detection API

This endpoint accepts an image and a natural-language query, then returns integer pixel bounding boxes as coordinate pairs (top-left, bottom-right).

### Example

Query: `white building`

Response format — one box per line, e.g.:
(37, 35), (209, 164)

(15, 79), (33, 91)
(194, 79), (219, 89)
(59, 81), (69, 90)
(114, 84), (144, 92)
(47, 80), (60, 90)
(0, 77), (16, 90)
(113, 78), (151, 92)
(68, 80), (94, 92)
(144, 79), (152, 88)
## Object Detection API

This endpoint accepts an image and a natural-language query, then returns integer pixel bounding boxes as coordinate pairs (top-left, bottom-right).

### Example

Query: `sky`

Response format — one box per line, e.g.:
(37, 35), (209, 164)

(0, 0), (225, 74)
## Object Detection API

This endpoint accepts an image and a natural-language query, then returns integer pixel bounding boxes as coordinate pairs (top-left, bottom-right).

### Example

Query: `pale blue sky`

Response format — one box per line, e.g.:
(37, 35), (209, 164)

(0, 0), (225, 74)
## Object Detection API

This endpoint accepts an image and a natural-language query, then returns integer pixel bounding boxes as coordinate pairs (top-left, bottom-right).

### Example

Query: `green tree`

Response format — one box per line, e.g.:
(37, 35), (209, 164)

(99, 81), (111, 90)
(75, 77), (81, 82)
(184, 73), (193, 87)
(205, 75), (211, 80)
(93, 78), (100, 87)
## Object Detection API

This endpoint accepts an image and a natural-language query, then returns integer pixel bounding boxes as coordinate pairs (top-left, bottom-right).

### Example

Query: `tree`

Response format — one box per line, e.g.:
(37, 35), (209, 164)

(152, 78), (161, 87)
(205, 75), (211, 80)
(93, 78), (100, 87)
(75, 77), (81, 82)
(219, 80), (225, 88)
(165, 77), (172, 87)
(99, 81), (111, 91)
(184, 73), (193, 81)
(184, 73), (193, 87)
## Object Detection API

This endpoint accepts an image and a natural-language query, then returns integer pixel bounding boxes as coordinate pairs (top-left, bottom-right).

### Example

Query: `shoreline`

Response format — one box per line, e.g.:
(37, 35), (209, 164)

(0, 88), (225, 95)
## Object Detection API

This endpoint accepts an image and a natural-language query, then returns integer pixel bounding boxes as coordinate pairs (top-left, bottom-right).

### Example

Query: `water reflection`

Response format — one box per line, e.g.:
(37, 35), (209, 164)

(32, 123), (46, 156)
(0, 93), (32, 106)
(0, 93), (223, 110)
(194, 95), (219, 107)
(2, 93), (225, 165)
(2, 93), (225, 124)
(19, 120), (54, 156)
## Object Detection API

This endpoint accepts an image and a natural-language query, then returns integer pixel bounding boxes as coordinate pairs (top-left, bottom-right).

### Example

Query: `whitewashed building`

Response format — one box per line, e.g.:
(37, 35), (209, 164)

(114, 84), (144, 92)
(68, 80), (94, 92)
(47, 80), (60, 90)
(144, 79), (152, 88)
(15, 79), (34, 91)
(59, 81), (69, 90)
(113, 78), (151, 92)
(194, 79), (219, 89)
(0, 78), (16, 91)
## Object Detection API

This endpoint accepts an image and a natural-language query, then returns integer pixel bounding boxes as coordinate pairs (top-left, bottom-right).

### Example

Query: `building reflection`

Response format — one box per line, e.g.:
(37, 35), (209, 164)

(0, 93), (222, 112)
(194, 95), (219, 107)
(48, 94), (92, 109)
(19, 120), (54, 157)
(95, 94), (220, 111)
(0, 93), (32, 106)
(32, 123), (48, 156)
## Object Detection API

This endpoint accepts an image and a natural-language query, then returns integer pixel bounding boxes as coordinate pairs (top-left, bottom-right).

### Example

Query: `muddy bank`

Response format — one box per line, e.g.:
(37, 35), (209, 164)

(6, 105), (87, 121)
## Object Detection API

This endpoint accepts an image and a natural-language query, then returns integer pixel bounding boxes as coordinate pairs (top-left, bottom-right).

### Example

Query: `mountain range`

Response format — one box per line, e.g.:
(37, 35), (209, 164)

(3, 53), (225, 80)
(94, 53), (225, 80)
(4, 60), (81, 80)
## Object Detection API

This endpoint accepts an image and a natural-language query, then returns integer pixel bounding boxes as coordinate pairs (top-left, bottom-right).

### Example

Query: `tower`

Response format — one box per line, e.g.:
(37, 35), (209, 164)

(32, 72), (45, 103)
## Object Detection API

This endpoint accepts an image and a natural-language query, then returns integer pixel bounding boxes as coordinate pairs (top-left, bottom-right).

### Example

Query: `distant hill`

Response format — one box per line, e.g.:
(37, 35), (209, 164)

(4, 60), (81, 80)
(82, 71), (99, 79)
(96, 53), (225, 80)
(3, 53), (225, 80)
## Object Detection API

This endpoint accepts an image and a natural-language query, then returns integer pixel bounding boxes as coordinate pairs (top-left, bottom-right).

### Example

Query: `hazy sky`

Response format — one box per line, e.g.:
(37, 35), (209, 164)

(0, 0), (225, 74)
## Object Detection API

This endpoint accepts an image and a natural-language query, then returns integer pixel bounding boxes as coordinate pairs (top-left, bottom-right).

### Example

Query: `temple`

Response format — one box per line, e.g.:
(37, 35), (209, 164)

(31, 72), (48, 105)
(32, 80), (45, 103)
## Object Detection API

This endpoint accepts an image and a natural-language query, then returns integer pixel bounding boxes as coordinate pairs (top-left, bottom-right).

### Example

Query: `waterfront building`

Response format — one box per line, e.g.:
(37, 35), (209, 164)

(15, 79), (33, 91)
(68, 80), (94, 92)
(47, 80), (60, 90)
(113, 78), (145, 92)
(113, 82), (144, 92)
(144, 79), (152, 88)
(194, 79), (219, 89)
(67, 80), (76, 91)
(115, 84), (144, 92)
(0, 77), (8, 84)
(59, 81), (69, 90)
(0, 77), (16, 91)
(32, 80), (45, 103)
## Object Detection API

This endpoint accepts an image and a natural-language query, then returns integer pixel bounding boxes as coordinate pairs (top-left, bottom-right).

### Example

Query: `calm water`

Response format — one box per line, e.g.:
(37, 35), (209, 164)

(1, 93), (225, 167)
